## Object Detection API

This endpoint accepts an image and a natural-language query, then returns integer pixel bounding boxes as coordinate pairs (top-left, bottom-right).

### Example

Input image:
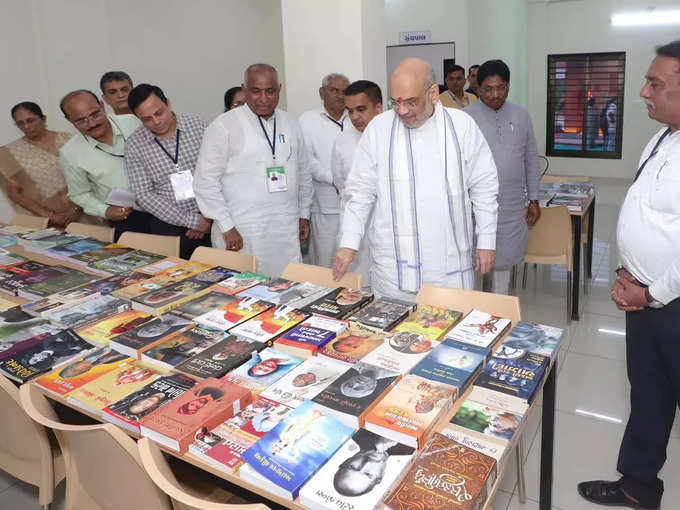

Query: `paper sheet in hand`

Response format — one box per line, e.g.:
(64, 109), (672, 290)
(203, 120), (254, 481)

(106, 188), (142, 211)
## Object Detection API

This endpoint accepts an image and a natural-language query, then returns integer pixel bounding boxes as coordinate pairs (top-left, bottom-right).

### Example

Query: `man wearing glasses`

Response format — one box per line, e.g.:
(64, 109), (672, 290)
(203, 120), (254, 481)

(59, 89), (152, 239)
(333, 58), (498, 301)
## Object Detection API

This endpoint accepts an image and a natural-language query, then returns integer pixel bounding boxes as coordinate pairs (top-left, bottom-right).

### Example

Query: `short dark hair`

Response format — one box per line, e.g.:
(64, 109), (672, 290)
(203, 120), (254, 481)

(656, 40), (680, 72)
(11, 101), (44, 120)
(468, 64), (480, 74)
(344, 80), (383, 104)
(127, 84), (168, 114)
(59, 90), (101, 118)
(224, 86), (242, 112)
(477, 59), (511, 87)
(445, 64), (466, 78)
(100, 71), (133, 93)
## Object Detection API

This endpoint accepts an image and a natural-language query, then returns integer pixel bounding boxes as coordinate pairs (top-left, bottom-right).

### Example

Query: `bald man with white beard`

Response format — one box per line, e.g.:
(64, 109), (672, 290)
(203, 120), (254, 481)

(333, 58), (499, 301)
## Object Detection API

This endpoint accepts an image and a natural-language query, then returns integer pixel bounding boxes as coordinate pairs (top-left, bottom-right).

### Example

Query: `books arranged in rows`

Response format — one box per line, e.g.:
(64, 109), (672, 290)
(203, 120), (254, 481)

(361, 330), (439, 374)
(318, 322), (385, 365)
(350, 297), (416, 331)
(540, 180), (595, 212)
(300, 287), (374, 320)
(174, 335), (266, 380)
(274, 315), (348, 359)
(112, 260), (212, 300)
(141, 326), (224, 371)
(109, 313), (194, 358)
(227, 347), (303, 394)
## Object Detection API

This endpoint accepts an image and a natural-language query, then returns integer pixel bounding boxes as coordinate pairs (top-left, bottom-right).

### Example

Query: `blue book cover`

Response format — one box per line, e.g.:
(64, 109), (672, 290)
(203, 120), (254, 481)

(276, 315), (348, 353)
(474, 352), (549, 403)
(228, 347), (303, 389)
(412, 339), (489, 391)
(236, 278), (300, 304)
(242, 400), (354, 499)
(47, 238), (106, 258)
(494, 321), (565, 360)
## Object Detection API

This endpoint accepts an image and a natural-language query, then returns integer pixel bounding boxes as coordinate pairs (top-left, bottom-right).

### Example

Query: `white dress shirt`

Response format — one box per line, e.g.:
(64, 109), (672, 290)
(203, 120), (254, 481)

(299, 106), (348, 214)
(617, 127), (680, 304)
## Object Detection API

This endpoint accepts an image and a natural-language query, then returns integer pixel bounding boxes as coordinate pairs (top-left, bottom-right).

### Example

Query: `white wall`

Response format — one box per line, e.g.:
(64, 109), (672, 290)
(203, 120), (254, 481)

(527, 0), (679, 178)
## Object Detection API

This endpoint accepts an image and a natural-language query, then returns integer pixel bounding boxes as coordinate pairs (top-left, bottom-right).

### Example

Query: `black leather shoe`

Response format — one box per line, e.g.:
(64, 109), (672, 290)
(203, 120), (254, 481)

(577, 480), (659, 509)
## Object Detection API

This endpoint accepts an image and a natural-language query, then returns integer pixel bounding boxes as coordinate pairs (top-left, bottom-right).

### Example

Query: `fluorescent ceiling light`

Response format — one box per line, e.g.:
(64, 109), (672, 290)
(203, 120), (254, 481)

(575, 408), (623, 424)
(612, 10), (680, 26)
(598, 328), (626, 336)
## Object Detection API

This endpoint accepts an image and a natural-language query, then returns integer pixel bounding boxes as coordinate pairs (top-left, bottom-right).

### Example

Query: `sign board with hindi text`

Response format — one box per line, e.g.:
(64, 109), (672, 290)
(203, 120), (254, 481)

(386, 41), (456, 87)
(398, 31), (431, 44)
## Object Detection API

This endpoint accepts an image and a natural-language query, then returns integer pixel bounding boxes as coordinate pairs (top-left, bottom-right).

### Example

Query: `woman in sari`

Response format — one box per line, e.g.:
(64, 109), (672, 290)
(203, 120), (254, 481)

(0, 102), (84, 227)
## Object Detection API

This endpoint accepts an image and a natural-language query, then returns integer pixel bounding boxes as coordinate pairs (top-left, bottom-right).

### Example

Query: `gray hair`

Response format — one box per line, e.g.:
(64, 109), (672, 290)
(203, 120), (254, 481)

(322, 73), (350, 88)
(243, 63), (278, 84)
(424, 65), (437, 88)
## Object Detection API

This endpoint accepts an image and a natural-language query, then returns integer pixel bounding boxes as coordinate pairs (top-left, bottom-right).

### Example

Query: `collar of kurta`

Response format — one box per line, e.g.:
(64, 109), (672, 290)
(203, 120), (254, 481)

(245, 103), (276, 123)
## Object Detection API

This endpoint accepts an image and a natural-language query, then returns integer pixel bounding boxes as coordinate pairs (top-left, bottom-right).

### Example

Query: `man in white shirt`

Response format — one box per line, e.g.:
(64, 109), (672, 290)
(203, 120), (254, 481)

(333, 58), (498, 301)
(578, 40), (680, 510)
(330, 80), (383, 290)
(193, 63), (313, 276)
(299, 73), (350, 268)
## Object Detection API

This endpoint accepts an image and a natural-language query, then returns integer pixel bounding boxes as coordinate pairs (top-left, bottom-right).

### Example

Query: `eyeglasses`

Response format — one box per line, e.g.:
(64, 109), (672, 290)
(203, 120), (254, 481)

(389, 86), (431, 111)
(72, 109), (104, 128)
(15, 117), (41, 128)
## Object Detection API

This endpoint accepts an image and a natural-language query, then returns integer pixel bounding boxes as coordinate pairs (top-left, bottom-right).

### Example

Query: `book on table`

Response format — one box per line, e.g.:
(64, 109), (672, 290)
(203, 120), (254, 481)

(318, 322), (385, 365)
(299, 428), (416, 510)
(393, 304), (462, 340)
(240, 400), (354, 500)
(47, 294), (130, 329)
(108, 313), (194, 359)
(360, 330), (440, 374)
(348, 297), (416, 331)
(174, 335), (266, 380)
(76, 309), (153, 347)
(473, 351), (550, 404)
(215, 271), (269, 295)
(21, 286), (101, 318)
(274, 315), (349, 359)
(235, 277), (301, 304)
(171, 289), (239, 320)
(227, 305), (308, 343)
(87, 250), (166, 275)
(73, 270), (153, 296)
(111, 260), (211, 299)
(46, 238), (107, 260)
(193, 296), (272, 331)
(185, 266), (238, 285)
(226, 347), (303, 394)
(275, 281), (333, 309)
(141, 326), (224, 371)
(16, 269), (99, 301)
(131, 279), (213, 315)
(69, 244), (133, 266)
(0, 323), (65, 365)
(444, 308), (512, 348)
(495, 320), (565, 361)
(300, 287), (374, 320)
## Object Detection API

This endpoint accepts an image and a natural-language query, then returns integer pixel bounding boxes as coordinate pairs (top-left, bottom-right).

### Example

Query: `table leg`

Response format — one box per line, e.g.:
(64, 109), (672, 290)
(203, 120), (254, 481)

(571, 216), (581, 321)
(539, 358), (557, 510)
(586, 197), (595, 279)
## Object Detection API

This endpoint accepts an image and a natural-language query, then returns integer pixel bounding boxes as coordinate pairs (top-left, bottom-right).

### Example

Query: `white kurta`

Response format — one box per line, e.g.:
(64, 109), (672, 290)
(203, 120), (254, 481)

(331, 123), (371, 290)
(193, 105), (313, 277)
(339, 104), (498, 301)
(299, 106), (348, 267)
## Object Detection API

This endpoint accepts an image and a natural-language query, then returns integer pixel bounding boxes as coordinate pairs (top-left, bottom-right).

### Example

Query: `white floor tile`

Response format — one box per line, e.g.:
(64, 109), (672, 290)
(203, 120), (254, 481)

(568, 312), (626, 362)
(556, 351), (629, 425)
(0, 480), (42, 510)
(506, 493), (564, 509)
(0, 468), (18, 494)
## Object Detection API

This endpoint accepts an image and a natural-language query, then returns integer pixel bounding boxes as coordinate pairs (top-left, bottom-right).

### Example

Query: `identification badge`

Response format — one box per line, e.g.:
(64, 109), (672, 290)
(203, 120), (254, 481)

(169, 170), (195, 201)
(266, 165), (288, 193)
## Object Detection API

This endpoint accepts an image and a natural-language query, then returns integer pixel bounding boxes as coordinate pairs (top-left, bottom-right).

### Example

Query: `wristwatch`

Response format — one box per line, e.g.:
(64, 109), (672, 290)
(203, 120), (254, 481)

(645, 287), (664, 309)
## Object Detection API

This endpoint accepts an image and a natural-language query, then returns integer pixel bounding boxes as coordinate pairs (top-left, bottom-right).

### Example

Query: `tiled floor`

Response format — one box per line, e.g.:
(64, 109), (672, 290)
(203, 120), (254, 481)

(2, 177), (677, 509)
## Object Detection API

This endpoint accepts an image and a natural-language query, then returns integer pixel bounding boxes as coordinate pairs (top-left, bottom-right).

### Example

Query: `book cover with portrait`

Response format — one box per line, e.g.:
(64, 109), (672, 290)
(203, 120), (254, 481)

(275, 315), (349, 359)
(76, 309), (153, 347)
(108, 313), (194, 358)
(131, 279), (212, 314)
(349, 297), (416, 331)
(174, 335), (266, 379)
(141, 326), (224, 370)
(229, 305), (309, 343)
(113, 260), (211, 300)
(194, 296), (272, 331)
(318, 322), (385, 365)
(227, 347), (303, 392)
(361, 330), (439, 374)
(172, 290), (238, 320)
(241, 400), (354, 500)
(364, 374), (455, 448)
(48, 294), (130, 330)
(301, 287), (374, 320)
(102, 373), (195, 433)
(312, 361), (400, 428)
(260, 356), (346, 409)
(216, 271), (269, 296)
(236, 277), (301, 304)
(300, 428), (416, 510)
(139, 377), (251, 453)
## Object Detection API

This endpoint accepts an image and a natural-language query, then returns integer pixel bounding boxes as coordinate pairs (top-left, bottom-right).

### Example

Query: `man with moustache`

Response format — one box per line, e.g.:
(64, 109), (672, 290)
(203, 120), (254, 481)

(100, 71), (134, 115)
(59, 90), (151, 239)
(125, 84), (212, 259)
(333, 58), (498, 301)
(194, 63), (313, 276)
(299, 73), (350, 267)
(330, 80), (383, 289)
(578, 40), (680, 510)
(466, 64), (480, 97)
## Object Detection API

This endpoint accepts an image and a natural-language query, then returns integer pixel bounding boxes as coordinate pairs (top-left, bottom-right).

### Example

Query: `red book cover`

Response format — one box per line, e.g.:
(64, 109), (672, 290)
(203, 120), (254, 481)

(139, 377), (252, 453)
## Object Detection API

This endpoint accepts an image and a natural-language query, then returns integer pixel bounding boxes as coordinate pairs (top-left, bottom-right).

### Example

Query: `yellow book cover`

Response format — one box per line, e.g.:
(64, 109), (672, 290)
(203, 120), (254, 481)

(0, 297), (18, 311)
(67, 361), (166, 413)
(394, 305), (462, 340)
(34, 347), (132, 397)
(113, 261), (212, 299)
(77, 310), (153, 347)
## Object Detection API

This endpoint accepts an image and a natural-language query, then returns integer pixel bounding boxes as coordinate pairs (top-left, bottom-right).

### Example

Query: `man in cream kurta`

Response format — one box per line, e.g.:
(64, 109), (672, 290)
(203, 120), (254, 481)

(193, 64), (313, 277)
(333, 59), (498, 301)
(299, 73), (349, 268)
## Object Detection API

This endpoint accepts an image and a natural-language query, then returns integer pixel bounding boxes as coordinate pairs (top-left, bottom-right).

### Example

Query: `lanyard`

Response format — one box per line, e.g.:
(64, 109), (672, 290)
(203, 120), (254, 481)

(93, 116), (125, 158)
(325, 114), (344, 131)
(634, 128), (671, 182)
(154, 129), (181, 168)
(258, 116), (277, 159)
(448, 90), (466, 108)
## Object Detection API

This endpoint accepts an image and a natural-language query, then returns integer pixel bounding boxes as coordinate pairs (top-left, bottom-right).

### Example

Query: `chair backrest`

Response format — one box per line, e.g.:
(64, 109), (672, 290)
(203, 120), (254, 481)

(65, 222), (115, 243)
(0, 375), (55, 486)
(190, 246), (257, 273)
(524, 205), (572, 269)
(19, 384), (172, 510)
(416, 284), (522, 327)
(118, 231), (180, 258)
(281, 262), (361, 290)
(138, 438), (269, 510)
(541, 175), (591, 183)
(11, 213), (48, 229)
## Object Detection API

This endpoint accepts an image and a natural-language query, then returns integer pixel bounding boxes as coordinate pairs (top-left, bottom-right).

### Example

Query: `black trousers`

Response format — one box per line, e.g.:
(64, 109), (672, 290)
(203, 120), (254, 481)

(617, 298), (680, 508)
(149, 216), (211, 260)
(110, 210), (153, 242)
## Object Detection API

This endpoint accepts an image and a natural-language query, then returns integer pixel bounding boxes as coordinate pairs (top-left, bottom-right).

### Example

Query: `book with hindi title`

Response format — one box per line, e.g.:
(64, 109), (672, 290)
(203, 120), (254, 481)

(76, 309), (153, 347)
(274, 315), (349, 359)
(108, 313), (194, 358)
(48, 294), (130, 329)
(394, 305), (462, 341)
(236, 277), (301, 304)
(228, 305), (308, 343)
(174, 335), (266, 380)
(131, 279), (213, 315)
(227, 347), (303, 394)
(360, 330), (439, 374)
(112, 260), (211, 299)
(141, 326), (224, 370)
(300, 287), (374, 320)
(318, 322), (385, 365)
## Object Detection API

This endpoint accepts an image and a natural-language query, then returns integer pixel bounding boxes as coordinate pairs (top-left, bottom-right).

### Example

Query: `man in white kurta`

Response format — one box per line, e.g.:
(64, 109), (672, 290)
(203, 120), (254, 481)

(330, 80), (384, 291)
(193, 64), (313, 277)
(333, 59), (498, 301)
(299, 73), (349, 268)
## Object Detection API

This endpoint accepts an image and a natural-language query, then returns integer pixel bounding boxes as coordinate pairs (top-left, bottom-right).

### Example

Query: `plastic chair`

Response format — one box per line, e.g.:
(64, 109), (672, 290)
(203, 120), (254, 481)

(19, 384), (172, 510)
(415, 283), (521, 327)
(190, 246), (257, 273)
(65, 222), (115, 243)
(138, 438), (269, 510)
(521, 205), (573, 324)
(118, 231), (180, 258)
(282, 262), (361, 290)
(11, 213), (48, 230)
(0, 375), (64, 510)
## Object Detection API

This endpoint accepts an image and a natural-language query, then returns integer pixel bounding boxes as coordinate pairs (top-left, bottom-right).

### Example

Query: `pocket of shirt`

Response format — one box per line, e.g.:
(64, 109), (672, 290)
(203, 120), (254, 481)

(649, 168), (680, 214)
